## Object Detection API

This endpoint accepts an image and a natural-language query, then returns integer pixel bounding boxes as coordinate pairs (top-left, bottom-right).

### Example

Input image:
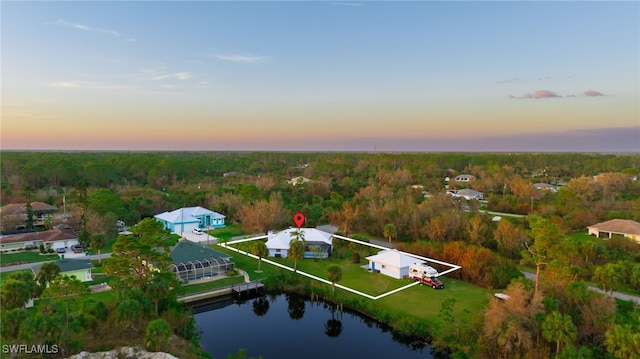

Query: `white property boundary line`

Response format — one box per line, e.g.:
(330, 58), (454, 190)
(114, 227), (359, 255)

(219, 233), (461, 300)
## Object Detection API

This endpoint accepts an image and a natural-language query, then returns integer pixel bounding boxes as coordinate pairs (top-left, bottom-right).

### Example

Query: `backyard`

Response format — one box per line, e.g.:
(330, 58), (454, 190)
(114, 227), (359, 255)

(214, 241), (492, 335)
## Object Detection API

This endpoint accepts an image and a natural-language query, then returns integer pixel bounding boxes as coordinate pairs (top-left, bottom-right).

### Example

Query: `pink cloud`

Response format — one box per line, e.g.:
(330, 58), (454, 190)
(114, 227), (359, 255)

(583, 90), (604, 97)
(510, 90), (561, 99)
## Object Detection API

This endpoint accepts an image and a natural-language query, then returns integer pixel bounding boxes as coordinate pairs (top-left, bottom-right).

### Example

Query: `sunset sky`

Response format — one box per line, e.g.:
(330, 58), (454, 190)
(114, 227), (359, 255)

(2, 1), (639, 152)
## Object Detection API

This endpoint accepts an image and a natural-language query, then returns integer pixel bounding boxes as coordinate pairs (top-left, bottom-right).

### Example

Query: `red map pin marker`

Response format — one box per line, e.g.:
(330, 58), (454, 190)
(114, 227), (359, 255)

(293, 213), (305, 229)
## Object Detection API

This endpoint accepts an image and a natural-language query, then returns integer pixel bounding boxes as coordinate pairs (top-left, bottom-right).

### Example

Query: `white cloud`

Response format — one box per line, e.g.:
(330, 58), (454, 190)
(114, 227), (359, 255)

(213, 54), (268, 64)
(48, 81), (81, 88)
(151, 72), (192, 81)
(56, 19), (119, 37)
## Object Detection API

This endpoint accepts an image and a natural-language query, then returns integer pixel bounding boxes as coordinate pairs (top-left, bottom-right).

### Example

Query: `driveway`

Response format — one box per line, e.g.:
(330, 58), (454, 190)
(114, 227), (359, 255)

(180, 231), (218, 244)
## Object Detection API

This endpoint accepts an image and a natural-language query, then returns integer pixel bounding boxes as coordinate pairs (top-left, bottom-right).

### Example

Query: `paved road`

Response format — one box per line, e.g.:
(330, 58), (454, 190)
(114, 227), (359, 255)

(522, 271), (640, 304)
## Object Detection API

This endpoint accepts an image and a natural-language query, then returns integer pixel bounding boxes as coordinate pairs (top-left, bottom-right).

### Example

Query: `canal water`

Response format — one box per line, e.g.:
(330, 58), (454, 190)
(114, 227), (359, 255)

(193, 293), (435, 359)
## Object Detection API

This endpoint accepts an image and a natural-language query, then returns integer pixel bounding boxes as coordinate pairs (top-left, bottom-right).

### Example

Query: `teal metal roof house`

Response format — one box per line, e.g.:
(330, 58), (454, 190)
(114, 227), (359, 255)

(154, 206), (225, 235)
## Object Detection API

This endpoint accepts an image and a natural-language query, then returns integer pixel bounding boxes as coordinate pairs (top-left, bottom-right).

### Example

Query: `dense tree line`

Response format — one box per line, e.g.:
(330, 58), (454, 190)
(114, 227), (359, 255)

(0, 219), (203, 358)
(2, 151), (639, 358)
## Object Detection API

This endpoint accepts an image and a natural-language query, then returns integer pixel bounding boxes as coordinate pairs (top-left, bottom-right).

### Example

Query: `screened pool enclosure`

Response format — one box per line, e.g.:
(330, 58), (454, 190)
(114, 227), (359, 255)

(169, 257), (234, 282)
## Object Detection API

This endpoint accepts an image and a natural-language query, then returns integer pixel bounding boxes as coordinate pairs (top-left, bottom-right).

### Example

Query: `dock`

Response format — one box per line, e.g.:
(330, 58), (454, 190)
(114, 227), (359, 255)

(232, 281), (264, 299)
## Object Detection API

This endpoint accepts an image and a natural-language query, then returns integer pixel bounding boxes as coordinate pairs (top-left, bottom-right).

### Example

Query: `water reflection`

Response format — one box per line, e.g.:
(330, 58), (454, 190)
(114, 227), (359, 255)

(192, 293), (434, 359)
(286, 293), (305, 320)
(252, 297), (269, 316)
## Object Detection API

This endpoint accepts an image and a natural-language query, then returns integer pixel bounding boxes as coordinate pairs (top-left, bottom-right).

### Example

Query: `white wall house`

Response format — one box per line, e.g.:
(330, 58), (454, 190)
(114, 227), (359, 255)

(455, 174), (476, 182)
(0, 227), (79, 253)
(365, 249), (418, 279)
(588, 219), (640, 243)
(446, 189), (484, 200)
(265, 228), (333, 258)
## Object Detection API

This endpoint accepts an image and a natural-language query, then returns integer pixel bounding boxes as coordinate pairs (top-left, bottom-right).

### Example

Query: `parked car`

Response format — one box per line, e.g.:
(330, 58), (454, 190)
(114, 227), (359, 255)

(71, 244), (84, 253)
(56, 247), (66, 254)
(192, 228), (203, 235)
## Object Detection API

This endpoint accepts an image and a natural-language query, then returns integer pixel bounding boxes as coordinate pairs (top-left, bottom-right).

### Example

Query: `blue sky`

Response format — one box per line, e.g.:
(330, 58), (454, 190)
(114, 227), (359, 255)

(2, 1), (639, 152)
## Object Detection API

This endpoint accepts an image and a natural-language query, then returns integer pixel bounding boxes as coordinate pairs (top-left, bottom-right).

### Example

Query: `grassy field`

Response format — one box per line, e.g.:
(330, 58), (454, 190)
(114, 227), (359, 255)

(0, 251), (60, 265)
(208, 224), (246, 240)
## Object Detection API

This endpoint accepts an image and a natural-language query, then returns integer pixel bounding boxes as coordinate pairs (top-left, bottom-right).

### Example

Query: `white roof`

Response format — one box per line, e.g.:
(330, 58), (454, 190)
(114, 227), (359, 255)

(265, 228), (332, 250)
(365, 249), (417, 269)
(456, 189), (482, 196)
(154, 206), (224, 224)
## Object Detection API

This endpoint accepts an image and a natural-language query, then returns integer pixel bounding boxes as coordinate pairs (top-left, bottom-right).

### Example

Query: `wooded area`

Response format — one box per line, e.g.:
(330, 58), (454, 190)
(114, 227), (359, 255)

(1, 151), (639, 358)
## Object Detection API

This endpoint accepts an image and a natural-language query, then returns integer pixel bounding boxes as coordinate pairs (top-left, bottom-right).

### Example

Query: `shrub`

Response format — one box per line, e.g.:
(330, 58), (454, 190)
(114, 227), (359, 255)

(144, 319), (172, 352)
(227, 268), (238, 276)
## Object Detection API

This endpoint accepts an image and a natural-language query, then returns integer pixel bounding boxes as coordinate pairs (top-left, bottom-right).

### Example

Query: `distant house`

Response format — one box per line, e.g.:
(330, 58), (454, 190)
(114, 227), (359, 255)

(155, 206), (225, 235)
(447, 189), (484, 200)
(588, 219), (640, 243)
(288, 176), (311, 186)
(265, 228), (333, 259)
(0, 202), (59, 229)
(0, 227), (79, 253)
(365, 249), (417, 279)
(32, 258), (94, 282)
(455, 174), (476, 182)
(168, 240), (233, 281)
(534, 183), (557, 192)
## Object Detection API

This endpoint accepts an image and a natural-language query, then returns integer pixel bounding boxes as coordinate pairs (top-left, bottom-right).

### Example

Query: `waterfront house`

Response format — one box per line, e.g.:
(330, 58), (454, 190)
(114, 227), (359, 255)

(168, 240), (233, 281)
(265, 228), (333, 259)
(365, 249), (417, 279)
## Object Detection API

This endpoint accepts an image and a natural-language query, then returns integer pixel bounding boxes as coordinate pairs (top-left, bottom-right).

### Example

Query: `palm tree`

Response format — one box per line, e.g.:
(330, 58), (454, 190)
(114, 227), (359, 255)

(383, 224), (397, 246)
(593, 262), (624, 296)
(542, 311), (577, 355)
(90, 233), (108, 264)
(326, 264), (342, 294)
(250, 241), (269, 272)
(605, 323), (640, 359)
(288, 239), (305, 273)
(36, 262), (60, 294)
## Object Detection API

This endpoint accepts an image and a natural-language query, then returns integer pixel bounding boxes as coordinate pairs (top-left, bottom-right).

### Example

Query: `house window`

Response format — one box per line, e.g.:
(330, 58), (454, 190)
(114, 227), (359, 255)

(275, 249), (281, 253)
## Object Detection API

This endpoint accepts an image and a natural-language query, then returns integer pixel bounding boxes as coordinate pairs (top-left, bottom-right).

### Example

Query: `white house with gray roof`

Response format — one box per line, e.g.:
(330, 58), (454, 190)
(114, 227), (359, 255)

(265, 228), (333, 258)
(365, 249), (418, 279)
(155, 206), (225, 235)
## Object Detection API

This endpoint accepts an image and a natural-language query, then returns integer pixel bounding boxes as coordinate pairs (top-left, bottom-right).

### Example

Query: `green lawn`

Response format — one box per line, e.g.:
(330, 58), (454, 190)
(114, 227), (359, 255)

(208, 224), (246, 240)
(0, 251), (60, 265)
(567, 231), (596, 243)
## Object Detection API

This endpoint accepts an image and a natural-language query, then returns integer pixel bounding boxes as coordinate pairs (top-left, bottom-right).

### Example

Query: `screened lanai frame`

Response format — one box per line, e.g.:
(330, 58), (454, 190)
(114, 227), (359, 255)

(169, 257), (234, 282)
